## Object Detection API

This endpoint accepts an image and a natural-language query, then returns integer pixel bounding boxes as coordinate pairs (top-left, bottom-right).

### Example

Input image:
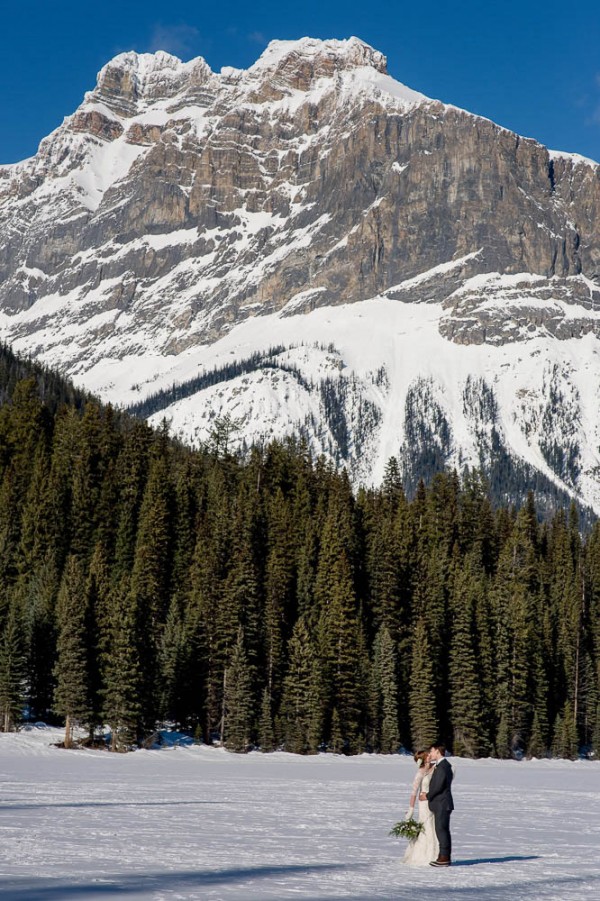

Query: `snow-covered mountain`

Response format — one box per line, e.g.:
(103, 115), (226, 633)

(1, 37), (600, 512)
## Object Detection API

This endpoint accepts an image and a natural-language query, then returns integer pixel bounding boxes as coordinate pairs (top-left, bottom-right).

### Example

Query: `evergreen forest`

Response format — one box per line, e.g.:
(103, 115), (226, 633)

(0, 342), (599, 759)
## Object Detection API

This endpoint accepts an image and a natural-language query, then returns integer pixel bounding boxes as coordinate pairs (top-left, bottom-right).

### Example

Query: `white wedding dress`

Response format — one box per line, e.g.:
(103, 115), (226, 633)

(402, 770), (439, 866)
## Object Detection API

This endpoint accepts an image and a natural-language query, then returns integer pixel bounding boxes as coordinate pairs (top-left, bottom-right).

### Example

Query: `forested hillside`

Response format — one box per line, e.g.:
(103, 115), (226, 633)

(0, 342), (598, 758)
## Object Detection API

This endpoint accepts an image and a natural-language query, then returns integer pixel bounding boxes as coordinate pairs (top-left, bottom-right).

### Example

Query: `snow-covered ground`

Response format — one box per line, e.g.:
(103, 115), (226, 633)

(0, 727), (598, 900)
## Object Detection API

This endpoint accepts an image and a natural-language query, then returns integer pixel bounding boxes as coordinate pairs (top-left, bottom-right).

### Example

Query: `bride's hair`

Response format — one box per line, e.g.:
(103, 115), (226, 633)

(413, 749), (429, 767)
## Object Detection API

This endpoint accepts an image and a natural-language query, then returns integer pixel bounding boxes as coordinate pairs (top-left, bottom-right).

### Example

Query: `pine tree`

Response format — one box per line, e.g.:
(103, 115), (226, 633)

(280, 616), (323, 753)
(189, 467), (232, 740)
(175, 583), (207, 734)
(85, 542), (113, 737)
(585, 522), (600, 756)
(382, 456), (402, 505)
(369, 625), (400, 753)
(102, 576), (143, 751)
(53, 556), (91, 748)
(0, 596), (26, 731)
(592, 704), (600, 759)
(23, 556), (59, 720)
(259, 687), (275, 751)
(158, 597), (185, 726)
(527, 711), (548, 759)
(367, 513), (404, 642)
(170, 459), (197, 597)
(113, 421), (152, 576)
(419, 549), (449, 727)
(263, 489), (295, 704)
(313, 478), (358, 621)
(295, 527), (318, 622)
(495, 712), (511, 759)
(448, 559), (485, 757)
(549, 512), (584, 743)
(313, 482), (364, 751)
(94, 459), (121, 555)
(208, 413), (242, 458)
(3, 378), (48, 505)
(16, 439), (51, 577)
(128, 450), (173, 733)
(491, 507), (539, 756)
(223, 627), (253, 752)
(459, 470), (496, 572)
(40, 410), (79, 573)
(408, 618), (439, 750)
(329, 707), (344, 753)
(552, 701), (578, 759)
(408, 484), (451, 733)
(218, 497), (262, 728)
(69, 404), (116, 564)
(472, 575), (495, 754)
(0, 466), (21, 587)
(317, 553), (363, 753)
(527, 647), (550, 758)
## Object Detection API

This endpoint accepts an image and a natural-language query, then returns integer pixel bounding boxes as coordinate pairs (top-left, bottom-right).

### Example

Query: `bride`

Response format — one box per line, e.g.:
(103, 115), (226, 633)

(402, 749), (439, 866)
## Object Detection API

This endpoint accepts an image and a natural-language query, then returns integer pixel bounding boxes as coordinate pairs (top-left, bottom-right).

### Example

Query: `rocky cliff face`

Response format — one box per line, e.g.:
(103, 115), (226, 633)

(1, 37), (600, 512)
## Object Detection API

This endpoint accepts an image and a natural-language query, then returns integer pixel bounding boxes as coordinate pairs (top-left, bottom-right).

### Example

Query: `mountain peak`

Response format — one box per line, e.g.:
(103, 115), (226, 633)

(94, 50), (214, 113)
(250, 36), (388, 77)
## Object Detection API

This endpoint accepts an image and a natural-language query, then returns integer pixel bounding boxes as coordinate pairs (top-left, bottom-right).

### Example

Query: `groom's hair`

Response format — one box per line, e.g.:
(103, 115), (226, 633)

(431, 742), (446, 755)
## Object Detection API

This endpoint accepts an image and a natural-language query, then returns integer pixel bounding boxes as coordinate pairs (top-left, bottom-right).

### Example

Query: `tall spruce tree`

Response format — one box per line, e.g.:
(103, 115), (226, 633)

(259, 687), (275, 751)
(317, 553), (363, 753)
(23, 556), (59, 720)
(280, 616), (323, 753)
(552, 700), (578, 759)
(408, 617), (439, 750)
(223, 627), (253, 752)
(218, 497), (262, 733)
(16, 440), (51, 578)
(113, 421), (152, 576)
(0, 594), (26, 731)
(102, 576), (143, 750)
(127, 450), (173, 734)
(53, 556), (91, 748)
(369, 625), (400, 753)
(491, 508), (539, 756)
(188, 466), (232, 740)
(85, 542), (113, 739)
(158, 597), (183, 722)
(263, 489), (295, 704)
(448, 556), (485, 757)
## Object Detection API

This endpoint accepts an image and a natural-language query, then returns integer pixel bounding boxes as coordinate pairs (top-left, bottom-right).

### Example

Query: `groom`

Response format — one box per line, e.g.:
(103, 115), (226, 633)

(419, 742), (454, 867)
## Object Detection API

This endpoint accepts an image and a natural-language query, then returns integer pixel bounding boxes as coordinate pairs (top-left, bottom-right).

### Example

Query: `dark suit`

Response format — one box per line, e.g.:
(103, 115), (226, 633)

(426, 758), (454, 859)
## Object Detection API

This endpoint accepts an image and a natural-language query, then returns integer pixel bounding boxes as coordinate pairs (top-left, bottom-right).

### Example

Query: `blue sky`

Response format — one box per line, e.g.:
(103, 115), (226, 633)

(1, 0), (599, 164)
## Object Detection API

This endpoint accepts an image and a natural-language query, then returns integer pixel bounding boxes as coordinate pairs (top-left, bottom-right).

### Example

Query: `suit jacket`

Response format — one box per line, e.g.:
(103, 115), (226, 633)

(427, 758), (454, 812)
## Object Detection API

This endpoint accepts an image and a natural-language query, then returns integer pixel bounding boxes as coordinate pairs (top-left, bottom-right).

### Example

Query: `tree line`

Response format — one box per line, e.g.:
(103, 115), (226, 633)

(0, 343), (598, 757)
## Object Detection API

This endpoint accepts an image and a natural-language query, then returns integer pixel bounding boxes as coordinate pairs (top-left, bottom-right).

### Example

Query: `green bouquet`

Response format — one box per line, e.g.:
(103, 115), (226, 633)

(389, 818), (425, 841)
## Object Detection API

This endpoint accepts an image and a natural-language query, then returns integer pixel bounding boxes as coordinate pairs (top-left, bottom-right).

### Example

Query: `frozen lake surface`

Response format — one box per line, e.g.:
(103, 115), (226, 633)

(0, 727), (599, 900)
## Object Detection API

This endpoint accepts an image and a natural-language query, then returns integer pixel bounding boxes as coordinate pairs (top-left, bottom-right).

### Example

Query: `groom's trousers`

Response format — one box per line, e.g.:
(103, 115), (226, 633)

(433, 808), (452, 859)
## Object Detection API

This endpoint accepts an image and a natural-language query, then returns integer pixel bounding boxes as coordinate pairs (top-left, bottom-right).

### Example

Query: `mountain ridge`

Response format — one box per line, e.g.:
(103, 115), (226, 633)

(1, 37), (600, 513)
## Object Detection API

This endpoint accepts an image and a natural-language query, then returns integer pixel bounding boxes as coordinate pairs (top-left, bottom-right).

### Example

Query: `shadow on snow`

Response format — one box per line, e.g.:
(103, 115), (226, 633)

(0, 863), (365, 899)
(0, 799), (229, 811)
(0, 861), (595, 900)
(450, 855), (542, 866)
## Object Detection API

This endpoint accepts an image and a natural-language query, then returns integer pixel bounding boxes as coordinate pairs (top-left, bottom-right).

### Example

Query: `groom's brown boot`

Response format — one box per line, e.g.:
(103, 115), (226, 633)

(430, 856), (451, 867)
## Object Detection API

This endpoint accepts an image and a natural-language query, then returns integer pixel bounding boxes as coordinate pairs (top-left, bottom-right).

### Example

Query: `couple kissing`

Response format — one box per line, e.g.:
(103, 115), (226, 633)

(403, 742), (454, 867)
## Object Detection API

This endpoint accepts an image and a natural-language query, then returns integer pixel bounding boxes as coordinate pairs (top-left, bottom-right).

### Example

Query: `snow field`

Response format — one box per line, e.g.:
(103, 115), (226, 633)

(0, 727), (598, 900)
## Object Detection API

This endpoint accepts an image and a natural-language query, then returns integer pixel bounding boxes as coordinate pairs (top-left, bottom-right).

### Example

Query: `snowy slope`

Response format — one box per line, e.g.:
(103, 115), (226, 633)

(0, 726), (598, 900)
(70, 288), (600, 512)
